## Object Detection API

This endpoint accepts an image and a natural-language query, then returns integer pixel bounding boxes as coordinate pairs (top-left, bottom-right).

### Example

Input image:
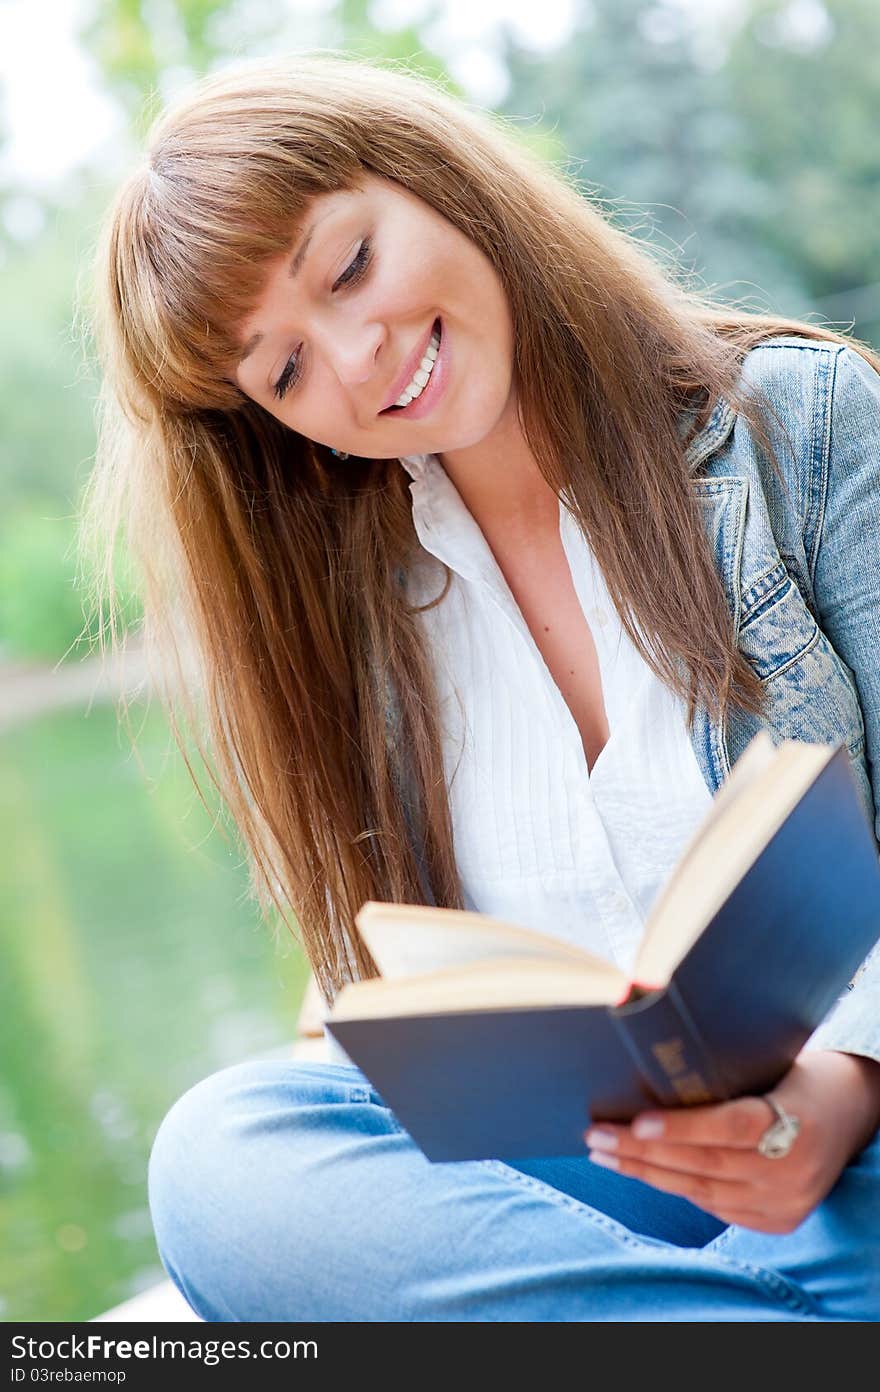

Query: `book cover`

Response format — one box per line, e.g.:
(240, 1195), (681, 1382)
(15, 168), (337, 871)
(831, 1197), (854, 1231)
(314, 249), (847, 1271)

(326, 742), (880, 1161)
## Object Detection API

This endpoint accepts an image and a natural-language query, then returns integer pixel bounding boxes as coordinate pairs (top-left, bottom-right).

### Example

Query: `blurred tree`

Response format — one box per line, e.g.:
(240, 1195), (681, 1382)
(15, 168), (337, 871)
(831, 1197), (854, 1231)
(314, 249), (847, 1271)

(331, 0), (453, 88)
(0, 507), (84, 661)
(725, 0), (880, 337)
(79, 0), (248, 138)
(498, 0), (810, 313)
(79, 0), (456, 137)
(499, 0), (879, 338)
(0, 188), (119, 662)
(0, 200), (101, 511)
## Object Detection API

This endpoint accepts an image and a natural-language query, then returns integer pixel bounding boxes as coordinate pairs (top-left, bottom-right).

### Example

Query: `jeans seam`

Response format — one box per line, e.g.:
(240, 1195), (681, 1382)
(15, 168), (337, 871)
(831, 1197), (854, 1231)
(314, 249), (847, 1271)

(482, 1160), (821, 1319)
(701, 1227), (824, 1319)
(482, 1159), (672, 1251)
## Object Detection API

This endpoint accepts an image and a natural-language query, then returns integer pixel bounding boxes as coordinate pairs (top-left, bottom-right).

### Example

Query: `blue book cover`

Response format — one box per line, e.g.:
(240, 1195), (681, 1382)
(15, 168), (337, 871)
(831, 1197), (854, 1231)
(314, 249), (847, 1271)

(326, 740), (880, 1161)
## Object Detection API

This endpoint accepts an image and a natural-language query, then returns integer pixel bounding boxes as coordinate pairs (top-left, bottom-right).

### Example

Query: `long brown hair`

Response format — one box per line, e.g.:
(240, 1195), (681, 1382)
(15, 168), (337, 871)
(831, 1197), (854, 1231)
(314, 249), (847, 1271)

(77, 52), (880, 1005)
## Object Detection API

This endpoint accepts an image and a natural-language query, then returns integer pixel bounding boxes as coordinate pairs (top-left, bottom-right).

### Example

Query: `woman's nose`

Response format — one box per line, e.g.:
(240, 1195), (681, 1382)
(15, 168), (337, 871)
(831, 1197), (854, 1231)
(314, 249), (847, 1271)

(327, 325), (384, 387)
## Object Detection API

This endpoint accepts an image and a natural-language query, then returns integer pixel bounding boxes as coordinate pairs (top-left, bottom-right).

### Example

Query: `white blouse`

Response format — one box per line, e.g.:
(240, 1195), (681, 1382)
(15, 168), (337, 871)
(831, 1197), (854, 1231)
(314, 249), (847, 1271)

(397, 451), (715, 976)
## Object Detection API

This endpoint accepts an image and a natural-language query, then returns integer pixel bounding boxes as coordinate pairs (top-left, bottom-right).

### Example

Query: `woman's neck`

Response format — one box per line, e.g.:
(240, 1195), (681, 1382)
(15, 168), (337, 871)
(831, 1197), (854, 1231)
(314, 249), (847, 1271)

(438, 410), (560, 541)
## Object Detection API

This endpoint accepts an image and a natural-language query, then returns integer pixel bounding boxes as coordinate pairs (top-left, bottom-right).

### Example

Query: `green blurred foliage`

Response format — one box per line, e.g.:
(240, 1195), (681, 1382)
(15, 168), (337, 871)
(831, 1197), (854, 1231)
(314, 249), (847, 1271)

(0, 507), (83, 661)
(500, 0), (880, 332)
(81, 0), (455, 139)
(0, 201), (100, 510)
(725, 0), (880, 303)
(81, 0), (257, 140)
(0, 185), (144, 662)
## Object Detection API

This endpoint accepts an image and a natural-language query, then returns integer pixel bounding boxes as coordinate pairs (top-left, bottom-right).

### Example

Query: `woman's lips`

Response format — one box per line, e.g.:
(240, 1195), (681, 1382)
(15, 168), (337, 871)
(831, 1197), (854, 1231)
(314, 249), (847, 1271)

(379, 319), (439, 413)
(380, 318), (447, 421)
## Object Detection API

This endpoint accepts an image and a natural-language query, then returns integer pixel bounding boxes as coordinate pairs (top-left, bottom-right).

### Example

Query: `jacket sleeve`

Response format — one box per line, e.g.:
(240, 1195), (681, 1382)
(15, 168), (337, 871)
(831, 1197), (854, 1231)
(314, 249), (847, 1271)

(801, 345), (880, 1065)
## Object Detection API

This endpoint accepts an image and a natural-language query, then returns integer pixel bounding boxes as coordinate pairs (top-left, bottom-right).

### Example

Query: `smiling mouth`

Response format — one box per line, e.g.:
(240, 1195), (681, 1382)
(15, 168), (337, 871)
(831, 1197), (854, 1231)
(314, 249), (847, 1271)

(380, 319), (442, 413)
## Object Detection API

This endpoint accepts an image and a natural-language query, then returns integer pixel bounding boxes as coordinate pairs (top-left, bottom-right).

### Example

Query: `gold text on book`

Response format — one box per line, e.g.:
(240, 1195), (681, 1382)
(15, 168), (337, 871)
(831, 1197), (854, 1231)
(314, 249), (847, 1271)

(651, 1038), (712, 1105)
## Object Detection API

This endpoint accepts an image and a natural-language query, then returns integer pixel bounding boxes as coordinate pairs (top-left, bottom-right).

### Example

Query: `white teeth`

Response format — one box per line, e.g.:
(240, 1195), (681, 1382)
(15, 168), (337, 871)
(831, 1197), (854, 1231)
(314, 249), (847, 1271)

(394, 328), (441, 407)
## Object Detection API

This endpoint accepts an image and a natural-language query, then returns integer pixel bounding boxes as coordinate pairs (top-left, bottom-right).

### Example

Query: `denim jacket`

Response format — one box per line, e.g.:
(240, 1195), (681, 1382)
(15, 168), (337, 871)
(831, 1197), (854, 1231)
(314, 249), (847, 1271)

(389, 335), (880, 1066)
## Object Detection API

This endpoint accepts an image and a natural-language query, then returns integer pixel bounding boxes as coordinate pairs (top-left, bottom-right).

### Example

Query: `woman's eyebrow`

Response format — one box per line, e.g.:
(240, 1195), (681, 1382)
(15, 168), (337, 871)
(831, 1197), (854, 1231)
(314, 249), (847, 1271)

(236, 209), (340, 369)
(288, 223), (317, 280)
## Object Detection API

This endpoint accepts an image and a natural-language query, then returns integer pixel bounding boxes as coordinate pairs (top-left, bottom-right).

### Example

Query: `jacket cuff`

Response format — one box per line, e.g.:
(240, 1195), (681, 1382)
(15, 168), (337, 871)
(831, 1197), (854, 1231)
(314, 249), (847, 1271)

(801, 939), (880, 1065)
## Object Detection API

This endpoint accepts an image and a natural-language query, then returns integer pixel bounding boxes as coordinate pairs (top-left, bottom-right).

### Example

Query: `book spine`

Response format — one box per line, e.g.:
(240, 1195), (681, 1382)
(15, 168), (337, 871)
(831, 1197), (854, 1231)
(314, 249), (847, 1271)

(610, 982), (732, 1108)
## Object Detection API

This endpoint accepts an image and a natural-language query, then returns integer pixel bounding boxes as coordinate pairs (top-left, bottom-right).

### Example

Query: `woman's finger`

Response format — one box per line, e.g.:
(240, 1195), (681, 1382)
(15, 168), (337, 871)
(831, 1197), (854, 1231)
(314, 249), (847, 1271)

(586, 1094), (782, 1153)
(586, 1131), (783, 1183)
(587, 1149), (756, 1213)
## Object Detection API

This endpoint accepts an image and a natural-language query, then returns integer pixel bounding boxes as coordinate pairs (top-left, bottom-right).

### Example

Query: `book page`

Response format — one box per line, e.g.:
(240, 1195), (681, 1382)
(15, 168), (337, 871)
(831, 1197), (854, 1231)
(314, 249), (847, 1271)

(634, 738), (834, 985)
(355, 901), (605, 980)
(329, 954), (628, 1019)
(650, 731), (778, 896)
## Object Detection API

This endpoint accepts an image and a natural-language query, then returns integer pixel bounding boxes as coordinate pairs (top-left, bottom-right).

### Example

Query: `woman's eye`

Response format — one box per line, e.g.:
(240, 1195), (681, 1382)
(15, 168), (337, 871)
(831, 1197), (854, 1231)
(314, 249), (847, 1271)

(333, 237), (372, 291)
(273, 239), (373, 401)
(273, 351), (302, 401)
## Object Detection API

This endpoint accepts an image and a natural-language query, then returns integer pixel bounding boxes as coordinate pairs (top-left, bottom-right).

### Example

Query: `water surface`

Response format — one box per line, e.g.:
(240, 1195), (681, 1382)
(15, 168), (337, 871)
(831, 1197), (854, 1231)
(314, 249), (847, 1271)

(0, 700), (308, 1321)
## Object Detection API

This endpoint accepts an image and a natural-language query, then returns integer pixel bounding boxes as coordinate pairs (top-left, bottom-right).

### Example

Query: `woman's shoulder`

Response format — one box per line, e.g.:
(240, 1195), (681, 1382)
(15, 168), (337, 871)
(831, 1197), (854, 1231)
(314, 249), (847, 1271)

(701, 333), (879, 482)
(736, 334), (880, 476)
(687, 335), (879, 538)
(685, 335), (840, 477)
(737, 332), (880, 409)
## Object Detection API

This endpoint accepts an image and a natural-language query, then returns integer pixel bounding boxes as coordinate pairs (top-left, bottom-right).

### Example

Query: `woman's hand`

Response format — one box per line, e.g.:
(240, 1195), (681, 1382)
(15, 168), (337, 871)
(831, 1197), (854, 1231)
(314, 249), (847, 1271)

(584, 1050), (880, 1234)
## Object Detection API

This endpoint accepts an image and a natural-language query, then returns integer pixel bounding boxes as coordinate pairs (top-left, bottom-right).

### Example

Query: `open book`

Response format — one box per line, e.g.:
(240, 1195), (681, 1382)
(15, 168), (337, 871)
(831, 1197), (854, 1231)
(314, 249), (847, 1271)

(326, 734), (880, 1161)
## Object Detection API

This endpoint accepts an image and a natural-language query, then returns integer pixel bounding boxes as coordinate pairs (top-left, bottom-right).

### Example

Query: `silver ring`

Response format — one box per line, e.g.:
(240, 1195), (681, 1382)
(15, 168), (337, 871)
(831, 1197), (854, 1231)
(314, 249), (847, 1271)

(756, 1094), (801, 1159)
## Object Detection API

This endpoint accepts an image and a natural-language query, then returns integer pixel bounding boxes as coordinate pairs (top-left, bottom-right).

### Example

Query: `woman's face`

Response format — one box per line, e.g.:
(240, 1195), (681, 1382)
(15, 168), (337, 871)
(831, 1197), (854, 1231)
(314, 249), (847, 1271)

(233, 173), (517, 459)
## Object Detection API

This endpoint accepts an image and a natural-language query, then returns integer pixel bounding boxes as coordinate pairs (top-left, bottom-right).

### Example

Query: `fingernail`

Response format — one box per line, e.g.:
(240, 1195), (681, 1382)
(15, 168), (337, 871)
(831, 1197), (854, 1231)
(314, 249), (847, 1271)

(632, 1117), (664, 1140)
(585, 1127), (618, 1151)
(589, 1150), (619, 1170)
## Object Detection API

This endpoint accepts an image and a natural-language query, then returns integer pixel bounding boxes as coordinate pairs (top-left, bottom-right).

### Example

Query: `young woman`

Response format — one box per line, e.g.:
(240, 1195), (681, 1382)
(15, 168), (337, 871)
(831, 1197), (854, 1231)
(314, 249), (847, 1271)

(81, 54), (880, 1321)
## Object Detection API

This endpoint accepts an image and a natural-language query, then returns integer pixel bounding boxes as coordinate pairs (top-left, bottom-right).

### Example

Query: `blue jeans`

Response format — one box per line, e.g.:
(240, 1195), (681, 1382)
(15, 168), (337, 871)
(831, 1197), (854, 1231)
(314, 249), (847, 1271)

(148, 1058), (880, 1321)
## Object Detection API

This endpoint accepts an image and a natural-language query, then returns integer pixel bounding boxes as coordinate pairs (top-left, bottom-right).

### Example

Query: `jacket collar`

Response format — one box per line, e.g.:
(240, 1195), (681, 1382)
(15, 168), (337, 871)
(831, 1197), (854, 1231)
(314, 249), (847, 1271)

(681, 394), (736, 475)
(398, 394), (737, 484)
